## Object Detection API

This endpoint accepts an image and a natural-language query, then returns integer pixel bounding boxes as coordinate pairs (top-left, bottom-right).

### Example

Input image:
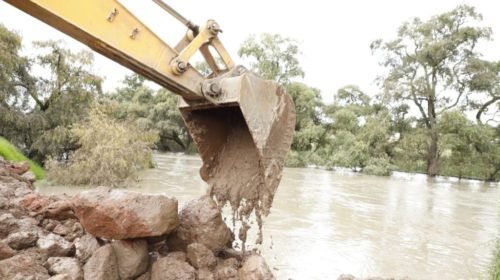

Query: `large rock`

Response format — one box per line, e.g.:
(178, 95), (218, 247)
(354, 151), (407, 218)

(177, 196), (232, 252)
(0, 240), (15, 260)
(186, 243), (216, 269)
(75, 234), (100, 262)
(5, 230), (38, 249)
(239, 255), (274, 280)
(0, 253), (50, 280)
(111, 239), (149, 279)
(151, 255), (196, 280)
(215, 258), (240, 280)
(37, 233), (73, 257)
(47, 257), (83, 280)
(73, 187), (179, 239)
(83, 244), (119, 280)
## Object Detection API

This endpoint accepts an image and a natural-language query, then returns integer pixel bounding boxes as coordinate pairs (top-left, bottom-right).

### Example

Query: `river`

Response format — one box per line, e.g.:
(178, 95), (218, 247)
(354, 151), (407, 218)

(39, 153), (500, 280)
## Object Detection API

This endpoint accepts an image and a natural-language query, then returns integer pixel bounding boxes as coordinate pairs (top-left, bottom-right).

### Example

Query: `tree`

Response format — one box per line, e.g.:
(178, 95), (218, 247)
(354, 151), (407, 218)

(0, 24), (102, 163)
(371, 5), (492, 176)
(238, 33), (304, 85)
(47, 106), (157, 186)
(464, 58), (500, 124)
(110, 74), (193, 152)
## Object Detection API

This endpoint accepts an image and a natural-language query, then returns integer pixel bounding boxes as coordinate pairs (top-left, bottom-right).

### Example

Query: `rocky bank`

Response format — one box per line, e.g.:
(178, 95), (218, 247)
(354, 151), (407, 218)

(0, 158), (274, 280)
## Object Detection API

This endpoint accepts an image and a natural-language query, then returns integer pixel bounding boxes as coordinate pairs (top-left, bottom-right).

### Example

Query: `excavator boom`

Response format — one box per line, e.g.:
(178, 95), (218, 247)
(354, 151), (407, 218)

(5, 0), (296, 225)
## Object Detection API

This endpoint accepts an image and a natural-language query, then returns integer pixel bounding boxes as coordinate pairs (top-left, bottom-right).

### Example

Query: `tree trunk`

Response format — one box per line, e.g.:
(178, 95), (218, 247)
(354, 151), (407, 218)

(427, 130), (439, 177)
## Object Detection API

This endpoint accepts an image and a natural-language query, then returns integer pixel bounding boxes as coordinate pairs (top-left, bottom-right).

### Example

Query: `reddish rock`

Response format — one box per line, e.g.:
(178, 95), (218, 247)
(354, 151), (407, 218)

(83, 244), (119, 280)
(151, 255), (196, 280)
(186, 243), (216, 269)
(0, 240), (15, 260)
(73, 187), (179, 239)
(0, 253), (50, 279)
(5, 161), (30, 175)
(239, 255), (274, 280)
(18, 193), (52, 213)
(177, 196), (232, 252)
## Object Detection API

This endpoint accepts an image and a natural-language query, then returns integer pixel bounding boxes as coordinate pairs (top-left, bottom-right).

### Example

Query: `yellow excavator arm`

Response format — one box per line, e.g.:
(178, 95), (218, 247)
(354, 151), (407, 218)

(5, 0), (296, 221)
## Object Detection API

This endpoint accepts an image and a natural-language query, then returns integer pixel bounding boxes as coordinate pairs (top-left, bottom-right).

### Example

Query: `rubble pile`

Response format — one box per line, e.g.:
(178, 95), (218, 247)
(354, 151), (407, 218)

(0, 158), (274, 280)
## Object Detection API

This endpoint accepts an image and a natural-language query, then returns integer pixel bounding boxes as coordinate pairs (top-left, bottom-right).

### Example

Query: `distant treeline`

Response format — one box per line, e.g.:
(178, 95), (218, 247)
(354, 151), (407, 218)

(0, 4), (498, 183)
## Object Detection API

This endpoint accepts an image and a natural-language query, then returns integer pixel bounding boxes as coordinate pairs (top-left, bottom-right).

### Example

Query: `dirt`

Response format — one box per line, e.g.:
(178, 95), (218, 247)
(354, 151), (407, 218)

(181, 76), (296, 248)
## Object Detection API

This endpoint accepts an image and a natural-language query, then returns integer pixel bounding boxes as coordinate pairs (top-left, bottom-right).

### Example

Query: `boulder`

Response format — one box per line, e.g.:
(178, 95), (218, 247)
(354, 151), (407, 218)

(198, 268), (215, 280)
(0, 213), (18, 238)
(0, 253), (50, 280)
(73, 187), (179, 239)
(135, 271), (151, 280)
(215, 258), (240, 280)
(239, 255), (274, 280)
(5, 230), (38, 249)
(151, 255), (196, 280)
(47, 257), (83, 280)
(53, 219), (84, 242)
(0, 240), (15, 260)
(75, 234), (100, 262)
(186, 243), (216, 269)
(37, 233), (73, 257)
(111, 239), (149, 279)
(49, 275), (72, 280)
(83, 244), (119, 280)
(177, 196), (232, 252)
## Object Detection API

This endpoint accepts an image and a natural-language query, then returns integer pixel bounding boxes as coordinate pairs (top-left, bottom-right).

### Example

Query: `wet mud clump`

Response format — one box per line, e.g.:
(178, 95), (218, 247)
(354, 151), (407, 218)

(181, 78), (296, 247)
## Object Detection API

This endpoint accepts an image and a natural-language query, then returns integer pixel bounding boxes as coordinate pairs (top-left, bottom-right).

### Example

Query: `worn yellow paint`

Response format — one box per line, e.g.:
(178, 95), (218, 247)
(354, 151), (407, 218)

(5, 0), (205, 100)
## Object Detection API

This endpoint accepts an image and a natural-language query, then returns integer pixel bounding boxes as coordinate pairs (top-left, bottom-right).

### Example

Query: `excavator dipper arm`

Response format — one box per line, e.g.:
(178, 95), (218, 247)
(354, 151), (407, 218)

(5, 0), (296, 223)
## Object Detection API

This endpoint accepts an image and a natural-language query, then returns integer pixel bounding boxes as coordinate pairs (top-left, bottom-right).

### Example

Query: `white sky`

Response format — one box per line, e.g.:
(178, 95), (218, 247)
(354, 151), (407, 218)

(1, 0), (499, 103)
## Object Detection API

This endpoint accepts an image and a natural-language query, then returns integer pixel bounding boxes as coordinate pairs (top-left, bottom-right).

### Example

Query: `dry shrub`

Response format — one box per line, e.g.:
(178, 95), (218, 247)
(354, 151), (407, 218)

(47, 107), (158, 186)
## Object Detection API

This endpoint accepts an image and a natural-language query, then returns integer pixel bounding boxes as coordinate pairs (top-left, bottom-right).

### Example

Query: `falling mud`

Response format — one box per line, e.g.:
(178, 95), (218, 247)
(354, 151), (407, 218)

(180, 77), (296, 248)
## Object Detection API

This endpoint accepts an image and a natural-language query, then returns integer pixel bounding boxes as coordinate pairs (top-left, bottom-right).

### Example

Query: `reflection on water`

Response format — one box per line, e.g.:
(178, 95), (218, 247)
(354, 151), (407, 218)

(39, 153), (500, 279)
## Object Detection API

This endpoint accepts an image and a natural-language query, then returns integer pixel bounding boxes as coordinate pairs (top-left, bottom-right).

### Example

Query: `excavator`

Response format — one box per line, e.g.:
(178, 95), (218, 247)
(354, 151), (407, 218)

(4, 0), (296, 221)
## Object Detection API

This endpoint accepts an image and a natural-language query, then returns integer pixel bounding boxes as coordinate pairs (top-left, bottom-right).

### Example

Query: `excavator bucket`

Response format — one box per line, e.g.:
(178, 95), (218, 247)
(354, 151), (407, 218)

(178, 72), (296, 217)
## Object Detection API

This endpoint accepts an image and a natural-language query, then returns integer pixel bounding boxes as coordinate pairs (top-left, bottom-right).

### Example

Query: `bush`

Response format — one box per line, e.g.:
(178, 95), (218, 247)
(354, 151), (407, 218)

(0, 137), (45, 179)
(47, 107), (157, 186)
(362, 157), (393, 176)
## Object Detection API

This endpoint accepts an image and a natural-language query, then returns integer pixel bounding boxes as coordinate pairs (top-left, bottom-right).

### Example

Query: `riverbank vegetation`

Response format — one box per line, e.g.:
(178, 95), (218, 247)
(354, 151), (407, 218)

(492, 240), (500, 280)
(0, 4), (498, 183)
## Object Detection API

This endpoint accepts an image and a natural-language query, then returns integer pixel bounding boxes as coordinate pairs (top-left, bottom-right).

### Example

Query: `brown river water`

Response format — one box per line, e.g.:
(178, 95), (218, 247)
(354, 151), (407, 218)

(38, 153), (500, 280)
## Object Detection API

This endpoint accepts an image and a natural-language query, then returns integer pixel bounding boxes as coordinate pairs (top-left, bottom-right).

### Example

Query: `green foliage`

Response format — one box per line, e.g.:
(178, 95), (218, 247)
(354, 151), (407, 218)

(492, 240), (500, 280)
(109, 74), (193, 152)
(371, 5), (492, 176)
(0, 137), (45, 179)
(238, 33), (304, 85)
(0, 25), (102, 163)
(47, 106), (157, 186)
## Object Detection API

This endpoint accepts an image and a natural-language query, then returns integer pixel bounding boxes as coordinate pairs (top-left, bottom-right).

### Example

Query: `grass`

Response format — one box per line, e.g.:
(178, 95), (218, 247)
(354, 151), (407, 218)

(0, 137), (45, 179)
(492, 240), (500, 280)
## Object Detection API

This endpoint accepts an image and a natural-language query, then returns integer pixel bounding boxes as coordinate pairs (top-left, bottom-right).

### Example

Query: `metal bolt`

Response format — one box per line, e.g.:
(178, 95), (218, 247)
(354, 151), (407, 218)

(210, 83), (221, 94)
(129, 28), (139, 39)
(209, 22), (221, 35)
(107, 8), (118, 22)
(176, 61), (187, 72)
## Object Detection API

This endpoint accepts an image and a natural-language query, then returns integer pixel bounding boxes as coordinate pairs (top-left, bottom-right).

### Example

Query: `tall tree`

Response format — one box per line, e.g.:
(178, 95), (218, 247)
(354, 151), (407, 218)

(238, 33), (304, 85)
(371, 5), (492, 176)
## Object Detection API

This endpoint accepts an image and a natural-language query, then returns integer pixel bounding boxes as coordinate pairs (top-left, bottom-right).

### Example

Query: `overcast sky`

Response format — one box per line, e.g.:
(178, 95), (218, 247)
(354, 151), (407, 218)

(1, 0), (499, 103)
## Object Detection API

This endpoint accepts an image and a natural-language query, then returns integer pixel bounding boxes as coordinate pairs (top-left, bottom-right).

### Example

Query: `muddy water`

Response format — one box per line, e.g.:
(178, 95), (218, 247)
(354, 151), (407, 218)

(39, 153), (500, 280)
